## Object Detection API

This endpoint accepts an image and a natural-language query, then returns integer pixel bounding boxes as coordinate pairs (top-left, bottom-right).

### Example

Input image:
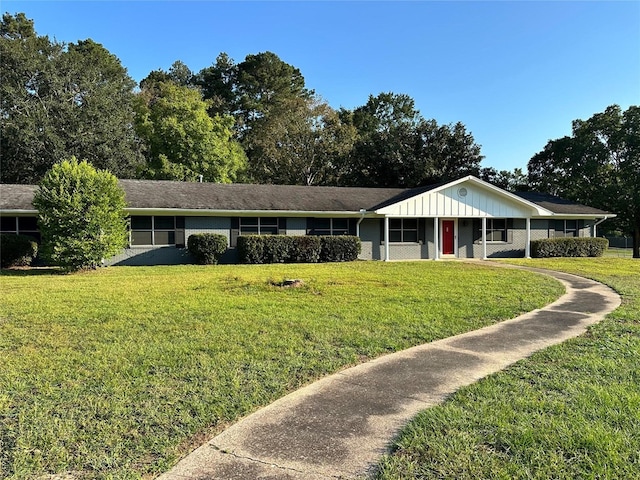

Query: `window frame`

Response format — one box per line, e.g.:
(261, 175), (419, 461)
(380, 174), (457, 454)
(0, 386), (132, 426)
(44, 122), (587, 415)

(388, 218), (419, 243)
(311, 218), (351, 236)
(484, 218), (507, 243)
(0, 216), (41, 242)
(129, 216), (185, 247)
(239, 217), (280, 235)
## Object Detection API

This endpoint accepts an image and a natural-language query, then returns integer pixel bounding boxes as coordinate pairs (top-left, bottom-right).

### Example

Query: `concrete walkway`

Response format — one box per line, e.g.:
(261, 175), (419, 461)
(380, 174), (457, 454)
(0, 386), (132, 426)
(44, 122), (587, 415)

(158, 265), (621, 480)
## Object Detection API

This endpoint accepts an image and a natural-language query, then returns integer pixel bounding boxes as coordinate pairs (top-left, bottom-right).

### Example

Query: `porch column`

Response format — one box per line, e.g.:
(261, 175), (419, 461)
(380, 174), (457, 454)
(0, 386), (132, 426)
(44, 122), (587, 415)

(482, 217), (487, 260)
(525, 217), (531, 258)
(384, 216), (390, 261)
(434, 217), (439, 260)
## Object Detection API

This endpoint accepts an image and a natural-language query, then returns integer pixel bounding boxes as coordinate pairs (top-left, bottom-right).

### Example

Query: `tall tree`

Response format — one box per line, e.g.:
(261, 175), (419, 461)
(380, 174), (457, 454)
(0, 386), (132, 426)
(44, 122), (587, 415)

(134, 81), (246, 182)
(0, 13), (144, 183)
(246, 96), (356, 185)
(528, 104), (640, 257)
(340, 93), (483, 187)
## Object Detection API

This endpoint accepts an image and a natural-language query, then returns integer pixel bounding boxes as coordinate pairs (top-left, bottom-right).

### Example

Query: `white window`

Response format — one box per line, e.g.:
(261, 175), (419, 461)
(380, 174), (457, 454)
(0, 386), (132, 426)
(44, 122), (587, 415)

(485, 219), (507, 242)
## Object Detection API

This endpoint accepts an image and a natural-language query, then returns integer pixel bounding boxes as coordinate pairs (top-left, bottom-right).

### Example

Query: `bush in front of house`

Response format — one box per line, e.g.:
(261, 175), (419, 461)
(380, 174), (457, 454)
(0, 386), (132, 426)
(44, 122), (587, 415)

(290, 235), (321, 263)
(531, 237), (609, 258)
(237, 235), (361, 264)
(33, 157), (128, 271)
(320, 236), (362, 262)
(237, 235), (266, 264)
(187, 233), (228, 264)
(0, 234), (38, 268)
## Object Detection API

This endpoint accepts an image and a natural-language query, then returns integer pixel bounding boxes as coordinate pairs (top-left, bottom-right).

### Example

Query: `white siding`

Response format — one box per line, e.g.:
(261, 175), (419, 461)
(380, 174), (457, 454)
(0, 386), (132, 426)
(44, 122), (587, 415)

(377, 182), (540, 218)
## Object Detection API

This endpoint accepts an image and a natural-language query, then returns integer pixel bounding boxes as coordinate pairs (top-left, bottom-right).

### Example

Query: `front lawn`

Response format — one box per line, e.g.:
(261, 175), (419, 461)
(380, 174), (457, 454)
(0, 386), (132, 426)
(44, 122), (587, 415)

(0, 262), (561, 479)
(374, 258), (639, 480)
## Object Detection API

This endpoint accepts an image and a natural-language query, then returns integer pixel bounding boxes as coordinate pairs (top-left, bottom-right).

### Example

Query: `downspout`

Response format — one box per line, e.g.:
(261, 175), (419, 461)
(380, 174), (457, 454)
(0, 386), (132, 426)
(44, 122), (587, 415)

(592, 216), (610, 237)
(356, 209), (367, 238)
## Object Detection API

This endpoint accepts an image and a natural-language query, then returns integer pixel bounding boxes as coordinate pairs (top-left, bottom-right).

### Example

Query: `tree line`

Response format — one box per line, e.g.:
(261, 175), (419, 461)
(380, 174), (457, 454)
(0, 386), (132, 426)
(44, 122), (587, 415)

(0, 12), (491, 188)
(1, 13), (638, 255)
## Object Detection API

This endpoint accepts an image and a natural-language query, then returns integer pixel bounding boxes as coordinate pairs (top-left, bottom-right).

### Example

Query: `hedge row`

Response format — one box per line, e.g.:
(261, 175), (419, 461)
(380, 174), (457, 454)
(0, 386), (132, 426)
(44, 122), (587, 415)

(237, 235), (361, 264)
(0, 234), (39, 268)
(187, 233), (228, 264)
(531, 237), (608, 258)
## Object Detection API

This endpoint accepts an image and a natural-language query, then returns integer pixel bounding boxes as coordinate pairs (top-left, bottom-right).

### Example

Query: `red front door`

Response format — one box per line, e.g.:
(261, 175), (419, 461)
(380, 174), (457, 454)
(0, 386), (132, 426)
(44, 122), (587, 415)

(442, 220), (455, 255)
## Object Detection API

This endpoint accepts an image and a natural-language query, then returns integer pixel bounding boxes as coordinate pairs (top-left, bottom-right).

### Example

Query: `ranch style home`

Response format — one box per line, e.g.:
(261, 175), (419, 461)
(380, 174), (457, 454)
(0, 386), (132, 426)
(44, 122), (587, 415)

(0, 176), (614, 265)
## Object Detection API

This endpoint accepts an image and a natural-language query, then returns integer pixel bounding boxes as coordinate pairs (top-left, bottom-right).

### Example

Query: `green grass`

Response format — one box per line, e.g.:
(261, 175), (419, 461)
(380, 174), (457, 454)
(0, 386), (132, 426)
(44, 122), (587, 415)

(374, 258), (639, 480)
(0, 262), (562, 479)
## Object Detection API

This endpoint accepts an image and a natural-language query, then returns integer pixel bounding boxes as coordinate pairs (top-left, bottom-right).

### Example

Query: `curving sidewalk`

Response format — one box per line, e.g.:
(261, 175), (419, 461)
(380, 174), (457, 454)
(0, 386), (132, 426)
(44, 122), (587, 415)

(158, 265), (621, 480)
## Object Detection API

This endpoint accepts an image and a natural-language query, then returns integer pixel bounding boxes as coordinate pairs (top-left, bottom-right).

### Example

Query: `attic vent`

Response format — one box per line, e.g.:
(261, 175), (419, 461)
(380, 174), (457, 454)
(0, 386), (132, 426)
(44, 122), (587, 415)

(458, 187), (468, 197)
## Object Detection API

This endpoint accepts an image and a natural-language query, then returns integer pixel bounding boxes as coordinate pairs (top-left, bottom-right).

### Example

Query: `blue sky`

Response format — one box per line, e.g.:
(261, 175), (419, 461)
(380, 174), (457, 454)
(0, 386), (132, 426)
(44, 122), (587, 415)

(4, 1), (640, 172)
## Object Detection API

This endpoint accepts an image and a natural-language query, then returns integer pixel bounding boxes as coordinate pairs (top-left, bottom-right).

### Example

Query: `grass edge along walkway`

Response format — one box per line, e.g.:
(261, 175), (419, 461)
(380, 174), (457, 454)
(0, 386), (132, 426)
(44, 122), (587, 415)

(156, 262), (620, 479)
(373, 258), (639, 480)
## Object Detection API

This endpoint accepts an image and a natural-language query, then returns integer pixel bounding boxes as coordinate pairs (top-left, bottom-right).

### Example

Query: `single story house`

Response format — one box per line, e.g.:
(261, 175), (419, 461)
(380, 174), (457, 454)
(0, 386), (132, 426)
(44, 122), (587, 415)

(0, 176), (614, 265)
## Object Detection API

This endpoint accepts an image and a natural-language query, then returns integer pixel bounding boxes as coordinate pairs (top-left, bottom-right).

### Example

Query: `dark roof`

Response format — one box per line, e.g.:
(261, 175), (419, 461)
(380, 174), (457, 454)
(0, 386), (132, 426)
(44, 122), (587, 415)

(514, 192), (611, 215)
(0, 184), (37, 210)
(119, 179), (406, 212)
(0, 180), (612, 216)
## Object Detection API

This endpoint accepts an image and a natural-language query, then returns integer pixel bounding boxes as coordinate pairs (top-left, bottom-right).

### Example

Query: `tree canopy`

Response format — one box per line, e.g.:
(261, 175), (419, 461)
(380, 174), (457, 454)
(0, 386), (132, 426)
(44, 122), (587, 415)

(528, 104), (640, 257)
(0, 13), (143, 184)
(3, 13), (498, 193)
(339, 93), (484, 187)
(134, 80), (246, 183)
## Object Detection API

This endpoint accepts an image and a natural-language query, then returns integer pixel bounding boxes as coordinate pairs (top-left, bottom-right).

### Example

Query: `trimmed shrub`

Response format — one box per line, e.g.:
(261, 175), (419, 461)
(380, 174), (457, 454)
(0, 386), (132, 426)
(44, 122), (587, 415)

(0, 234), (38, 268)
(237, 235), (361, 264)
(33, 158), (127, 271)
(237, 235), (266, 264)
(263, 235), (294, 263)
(531, 237), (608, 258)
(187, 233), (228, 265)
(290, 235), (321, 263)
(320, 236), (361, 262)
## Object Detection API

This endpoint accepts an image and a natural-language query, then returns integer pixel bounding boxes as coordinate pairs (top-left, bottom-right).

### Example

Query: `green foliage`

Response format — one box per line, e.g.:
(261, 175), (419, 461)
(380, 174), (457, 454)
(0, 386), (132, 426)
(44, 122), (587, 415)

(320, 236), (362, 262)
(289, 235), (321, 263)
(530, 237), (609, 258)
(340, 93), (483, 187)
(187, 233), (228, 265)
(237, 235), (361, 264)
(528, 104), (640, 257)
(134, 81), (246, 182)
(0, 262), (562, 478)
(0, 14), (143, 184)
(32, 158), (127, 271)
(0, 234), (38, 268)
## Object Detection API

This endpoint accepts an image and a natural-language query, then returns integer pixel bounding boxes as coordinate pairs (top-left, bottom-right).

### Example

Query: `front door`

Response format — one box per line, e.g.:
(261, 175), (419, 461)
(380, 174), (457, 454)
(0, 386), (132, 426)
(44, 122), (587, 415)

(442, 220), (455, 255)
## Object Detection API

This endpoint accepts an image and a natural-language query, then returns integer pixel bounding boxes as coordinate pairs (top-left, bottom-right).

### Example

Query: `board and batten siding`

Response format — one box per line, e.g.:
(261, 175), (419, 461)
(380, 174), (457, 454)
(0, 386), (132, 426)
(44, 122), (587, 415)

(377, 184), (538, 218)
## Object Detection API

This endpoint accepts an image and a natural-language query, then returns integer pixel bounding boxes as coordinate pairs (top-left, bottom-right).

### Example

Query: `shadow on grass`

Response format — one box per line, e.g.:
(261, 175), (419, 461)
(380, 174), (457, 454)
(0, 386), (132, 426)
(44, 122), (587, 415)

(0, 267), (65, 276)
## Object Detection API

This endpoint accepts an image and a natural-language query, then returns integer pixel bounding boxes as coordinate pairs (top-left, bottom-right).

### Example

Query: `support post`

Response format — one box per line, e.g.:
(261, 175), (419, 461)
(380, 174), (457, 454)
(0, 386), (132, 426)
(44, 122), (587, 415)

(525, 217), (531, 258)
(482, 217), (487, 260)
(384, 216), (390, 262)
(434, 217), (439, 260)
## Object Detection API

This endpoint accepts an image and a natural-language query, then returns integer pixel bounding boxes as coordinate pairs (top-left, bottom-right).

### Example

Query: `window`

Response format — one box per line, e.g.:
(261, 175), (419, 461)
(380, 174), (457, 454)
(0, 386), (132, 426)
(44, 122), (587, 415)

(239, 217), (279, 235)
(0, 216), (41, 242)
(389, 218), (418, 243)
(311, 218), (350, 236)
(564, 220), (578, 237)
(484, 219), (507, 242)
(130, 216), (185, 246)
